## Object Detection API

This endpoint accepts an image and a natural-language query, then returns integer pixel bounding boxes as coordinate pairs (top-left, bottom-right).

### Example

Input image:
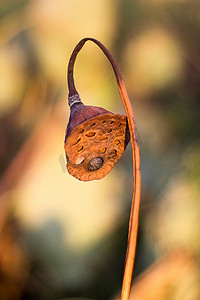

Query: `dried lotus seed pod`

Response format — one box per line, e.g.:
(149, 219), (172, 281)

(64, 94), (130, 181)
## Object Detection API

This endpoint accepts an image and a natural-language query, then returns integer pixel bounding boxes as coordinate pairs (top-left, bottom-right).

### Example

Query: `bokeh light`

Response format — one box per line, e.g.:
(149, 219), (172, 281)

(0, 1), (200, 299)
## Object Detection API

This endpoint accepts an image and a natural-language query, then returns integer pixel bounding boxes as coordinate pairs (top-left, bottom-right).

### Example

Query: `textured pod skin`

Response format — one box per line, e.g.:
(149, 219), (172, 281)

(65, 102), (111, 140)
(64, 100), (130, 181)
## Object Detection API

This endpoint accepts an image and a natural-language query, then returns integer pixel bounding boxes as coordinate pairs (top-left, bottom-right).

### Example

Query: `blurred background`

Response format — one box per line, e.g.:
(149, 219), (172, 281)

(0, 0), (200, 299)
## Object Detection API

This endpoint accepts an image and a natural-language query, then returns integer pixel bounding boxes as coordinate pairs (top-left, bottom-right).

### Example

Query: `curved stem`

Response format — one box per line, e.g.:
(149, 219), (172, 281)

(67, 38), (141, 300)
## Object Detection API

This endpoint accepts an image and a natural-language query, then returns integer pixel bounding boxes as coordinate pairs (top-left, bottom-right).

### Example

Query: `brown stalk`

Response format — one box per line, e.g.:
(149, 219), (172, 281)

(67, 38), (141, 300)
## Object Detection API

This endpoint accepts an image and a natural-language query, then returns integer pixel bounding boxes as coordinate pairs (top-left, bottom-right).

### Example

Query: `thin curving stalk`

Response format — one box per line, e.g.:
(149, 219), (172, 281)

(65, 37), (141, 300)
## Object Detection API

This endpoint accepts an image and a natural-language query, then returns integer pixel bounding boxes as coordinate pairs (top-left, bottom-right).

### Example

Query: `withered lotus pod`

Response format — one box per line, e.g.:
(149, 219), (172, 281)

(65, 40), (130, 181)
(64, 38), (141, 300)
(65, 96), (130, 181)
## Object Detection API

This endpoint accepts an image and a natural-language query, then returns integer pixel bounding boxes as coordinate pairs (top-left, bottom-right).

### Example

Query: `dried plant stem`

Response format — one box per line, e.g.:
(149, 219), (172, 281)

(67, 38), (141, 300)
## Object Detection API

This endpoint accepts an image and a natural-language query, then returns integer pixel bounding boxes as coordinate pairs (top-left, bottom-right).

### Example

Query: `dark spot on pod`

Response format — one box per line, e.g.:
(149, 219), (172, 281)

(99, 136), (107, 140)
(114, 139), (121, 145)
(78, 146), (83, 152)
(107, 129), (112, 133)
(88, 157), (104, 171)
(73, 137), (81, 145)
(108, 150), (117, 158)
(86, 132), (96, 137)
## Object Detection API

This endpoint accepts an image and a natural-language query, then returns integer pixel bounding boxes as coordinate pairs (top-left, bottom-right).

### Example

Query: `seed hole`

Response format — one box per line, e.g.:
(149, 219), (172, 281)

(88, 157), (104, 171)
(108, 150), (117, 157)
(110, 121), (114, 124)
(73, 138), (81, 145)
(117, 122), (122, 127)
(86, 132), (96, 137)
(115, 139), (121, 145)
(107, 129), (112, 133)
(79, 129), (84, 134)
(99, 136), (108, 140)
(99, 146), (106, 153)
(90, 123), (96, 127)
(102, 120), (106, 123)
(78, 146), (83, 152)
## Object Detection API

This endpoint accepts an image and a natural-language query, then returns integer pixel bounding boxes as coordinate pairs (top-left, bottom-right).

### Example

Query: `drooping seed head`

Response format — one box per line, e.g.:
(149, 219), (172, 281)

(65, 113), (130, 181)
